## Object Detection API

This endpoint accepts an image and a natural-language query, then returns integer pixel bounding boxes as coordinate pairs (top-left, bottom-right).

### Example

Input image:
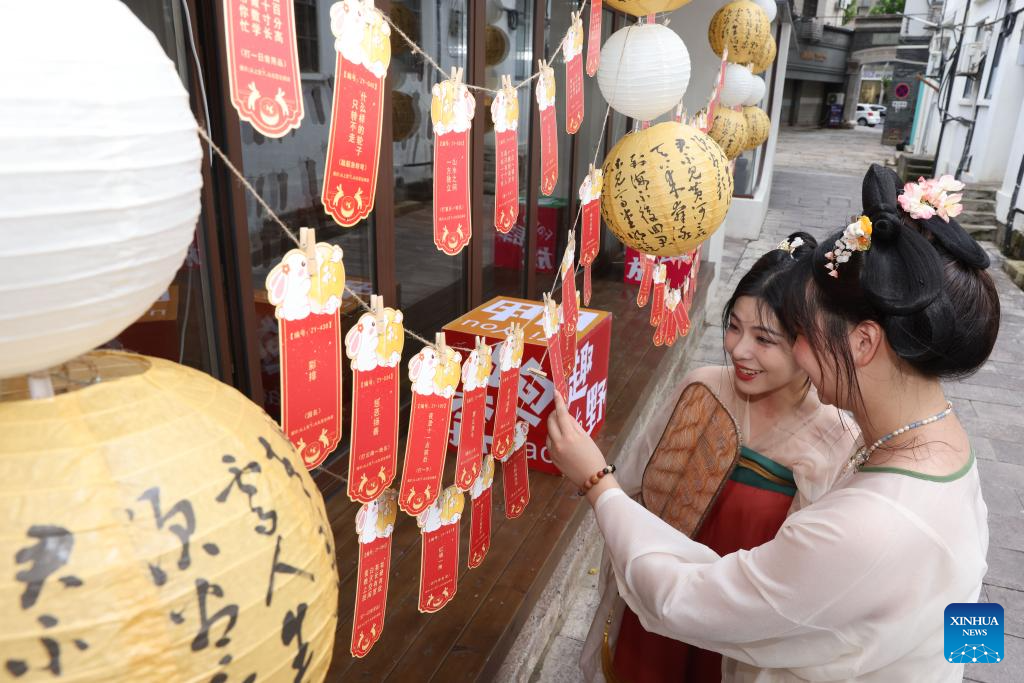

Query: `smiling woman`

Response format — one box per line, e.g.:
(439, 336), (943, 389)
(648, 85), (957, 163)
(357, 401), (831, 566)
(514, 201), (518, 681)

(582, 231), (860, 683)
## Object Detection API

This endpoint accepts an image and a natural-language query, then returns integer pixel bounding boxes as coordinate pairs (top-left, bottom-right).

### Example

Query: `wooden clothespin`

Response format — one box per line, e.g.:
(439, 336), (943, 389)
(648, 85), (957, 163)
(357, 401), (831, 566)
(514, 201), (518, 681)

(299, 227), (317, 273)
(435, 331), (447, 357)
(370, 294), (386, 326)
(526, 367), (548, 379)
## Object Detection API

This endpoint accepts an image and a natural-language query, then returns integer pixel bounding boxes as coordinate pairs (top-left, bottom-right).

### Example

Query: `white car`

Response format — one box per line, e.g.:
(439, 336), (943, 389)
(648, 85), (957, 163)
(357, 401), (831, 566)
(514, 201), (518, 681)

(868, 104), (887, 119)
(856, 104), (881, 127)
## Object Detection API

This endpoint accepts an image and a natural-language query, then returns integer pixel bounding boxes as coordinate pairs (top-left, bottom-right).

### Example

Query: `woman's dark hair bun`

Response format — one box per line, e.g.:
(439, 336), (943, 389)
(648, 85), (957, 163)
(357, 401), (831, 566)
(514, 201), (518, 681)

(786, 230), (817, 257)
(856, 164), (944, 315)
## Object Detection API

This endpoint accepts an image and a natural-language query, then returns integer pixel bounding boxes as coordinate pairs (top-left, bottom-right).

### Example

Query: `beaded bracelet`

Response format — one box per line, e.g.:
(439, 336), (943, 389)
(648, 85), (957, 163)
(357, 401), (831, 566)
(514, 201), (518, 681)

(577, 464), (616, 497)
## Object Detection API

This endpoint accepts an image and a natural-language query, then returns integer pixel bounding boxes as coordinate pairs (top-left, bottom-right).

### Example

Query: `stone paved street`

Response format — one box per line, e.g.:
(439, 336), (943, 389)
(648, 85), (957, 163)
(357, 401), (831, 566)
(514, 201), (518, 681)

(532, 127), (1024, 682)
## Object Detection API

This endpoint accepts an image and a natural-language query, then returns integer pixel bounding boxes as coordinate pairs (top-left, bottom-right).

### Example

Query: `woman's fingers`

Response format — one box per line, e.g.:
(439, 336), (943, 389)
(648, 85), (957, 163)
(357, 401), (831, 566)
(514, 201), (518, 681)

(546, 398), (563, 443)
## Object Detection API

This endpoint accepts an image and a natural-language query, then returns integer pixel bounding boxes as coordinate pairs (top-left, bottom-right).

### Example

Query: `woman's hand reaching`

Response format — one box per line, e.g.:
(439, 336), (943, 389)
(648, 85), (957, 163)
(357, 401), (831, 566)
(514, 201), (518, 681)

(546, 391), (620, 503)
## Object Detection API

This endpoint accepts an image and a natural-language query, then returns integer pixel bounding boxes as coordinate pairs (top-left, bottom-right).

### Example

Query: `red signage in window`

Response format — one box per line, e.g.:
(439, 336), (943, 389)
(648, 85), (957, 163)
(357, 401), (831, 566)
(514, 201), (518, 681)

(321, 3), (391, 226)
(345, 306), (405, 502)
(565, 13), (585, 135)
(587, 0), (602, 77)
(468, 456), (495, 568)
(491, 79), (520, 234)
(222, 0), (304, 137)
(351, 489), (397, 659)
(537, 63), (559, 196)
(432, 72), (476, 255)
(417, 487), (464, 613)
(399, 346), (461, 516)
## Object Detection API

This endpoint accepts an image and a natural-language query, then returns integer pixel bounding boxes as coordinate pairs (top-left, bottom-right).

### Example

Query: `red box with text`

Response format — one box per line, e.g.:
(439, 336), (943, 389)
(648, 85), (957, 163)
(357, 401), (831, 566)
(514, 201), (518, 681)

(444, 296), (611, 475)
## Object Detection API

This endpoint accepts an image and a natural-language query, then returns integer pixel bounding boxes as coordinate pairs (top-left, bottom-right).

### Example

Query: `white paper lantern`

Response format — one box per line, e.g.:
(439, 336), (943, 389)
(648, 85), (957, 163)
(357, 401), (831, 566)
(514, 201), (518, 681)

(0, 0), (201, 379)
(752, 0), (778, 23)
(718, 63), (754, 108)
(743, 75), (767, 105)
(597, 23), (691, 122)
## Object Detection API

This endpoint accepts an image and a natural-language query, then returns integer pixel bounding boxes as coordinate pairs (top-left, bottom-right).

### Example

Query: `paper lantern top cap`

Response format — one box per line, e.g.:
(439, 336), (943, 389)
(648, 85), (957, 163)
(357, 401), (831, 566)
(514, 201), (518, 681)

(605, 0), (693, 16)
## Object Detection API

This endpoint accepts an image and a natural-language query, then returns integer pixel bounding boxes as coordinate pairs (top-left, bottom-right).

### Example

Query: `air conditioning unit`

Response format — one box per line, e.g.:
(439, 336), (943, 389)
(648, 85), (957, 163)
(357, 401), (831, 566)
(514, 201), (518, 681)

(827, 92), (846, 105)
(962, 41), (985, 74)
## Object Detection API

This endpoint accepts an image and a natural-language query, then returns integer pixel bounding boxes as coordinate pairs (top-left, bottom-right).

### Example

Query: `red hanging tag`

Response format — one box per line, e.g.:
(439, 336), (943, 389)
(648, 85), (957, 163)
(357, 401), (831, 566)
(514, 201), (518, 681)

(675, 292), (692, 338)
(560, 237), (579, 377)
(266, 237), (346, 469)
(491, 325), (525, 460)
(650, 264), (667, 327)
(345, 299), (404, 502)
(543, 297), (570, 400)
(503, 422), (532, 519)
(399, 342), (461, 515)
(586, 0), (603, 77)
(468, 455), (495, 569)
(321, 2), (390, 226)
(223, 0), (303, 137)
(706, 47), (729, 132)
(537, 61), (559, 196)
(417, 486), (464, 613)
(564, 13), (585, 135)
(637, 253), (656, 307)
(491, 77), (520, 234)
(432, 68), (475, 255)
(579, 168), (603, 306)
(351, 488), (398, 658)
(455, 340), (492, 491)
(654, 288), (680, 347)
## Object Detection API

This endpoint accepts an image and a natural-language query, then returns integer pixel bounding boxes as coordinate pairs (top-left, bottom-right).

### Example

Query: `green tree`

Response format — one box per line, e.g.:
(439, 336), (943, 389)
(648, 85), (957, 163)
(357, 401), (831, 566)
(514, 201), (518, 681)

(843, 2), (858, 23)
(870, 0), (905, 15)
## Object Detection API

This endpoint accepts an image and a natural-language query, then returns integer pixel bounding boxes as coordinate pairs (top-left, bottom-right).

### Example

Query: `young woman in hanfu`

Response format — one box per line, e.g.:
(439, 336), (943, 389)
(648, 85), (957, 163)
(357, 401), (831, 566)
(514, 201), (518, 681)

(553, 166), (995, 683)
(581, 232), (860, 683)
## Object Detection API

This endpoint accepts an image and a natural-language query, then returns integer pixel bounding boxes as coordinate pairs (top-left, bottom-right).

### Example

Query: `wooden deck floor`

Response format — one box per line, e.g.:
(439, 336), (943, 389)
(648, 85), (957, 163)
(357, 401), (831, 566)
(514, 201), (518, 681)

(322, 272), (711, 681)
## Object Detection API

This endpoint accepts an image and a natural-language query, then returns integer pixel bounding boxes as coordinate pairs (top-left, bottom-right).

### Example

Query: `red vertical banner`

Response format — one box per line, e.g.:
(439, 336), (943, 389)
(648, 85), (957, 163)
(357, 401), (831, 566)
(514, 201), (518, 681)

(586, 0), (602, 77)
(650, 264), (667, 327)
(537, 62), (558, 196)
(543, 297), (570, 400)
(345, 303), (405, 502)
(490, 326), (525, 460)
(636, 253), (656, 307)
(431, 70), (476, 255)
(417, 486), (464, 613)
(399, 345), (461, 515)
(455, 341), (492, 490)
(564, 13), (585, 135)
(468, 455), (495, 569)
(559, 237), (579, 377)
(491, 77), (520, 234)
(502, 422), (531, 519)
(351, 489), (398, 658)
(579, 168), (603, 306)
(222, 0), (304, 137)
(321, 2), (391, 226)
(265, 241), (346, 469)
(654, 288), (681, 347)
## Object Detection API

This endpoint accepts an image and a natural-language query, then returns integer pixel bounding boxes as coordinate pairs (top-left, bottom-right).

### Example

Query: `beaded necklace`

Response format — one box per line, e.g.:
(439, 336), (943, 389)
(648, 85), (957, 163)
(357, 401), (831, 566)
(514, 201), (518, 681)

(844, 401), (954, 474)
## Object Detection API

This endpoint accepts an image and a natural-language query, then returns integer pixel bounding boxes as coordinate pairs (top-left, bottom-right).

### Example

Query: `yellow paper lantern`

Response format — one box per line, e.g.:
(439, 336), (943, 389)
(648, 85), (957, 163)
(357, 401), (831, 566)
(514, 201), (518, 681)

(601, 121), (733, 256)
(606, 0), (692, 16)
(742, 105), (770, 150)
(485, 25), (510, 66)
(708, 107), (749, 159)
(0, 352), (339, 681)
(708, 1), (771, 64)
(750, 35), (777, 74)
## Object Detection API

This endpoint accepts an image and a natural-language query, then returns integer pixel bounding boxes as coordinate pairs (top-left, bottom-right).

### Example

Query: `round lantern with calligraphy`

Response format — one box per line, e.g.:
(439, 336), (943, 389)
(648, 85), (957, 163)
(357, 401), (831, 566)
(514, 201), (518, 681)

(750, 35), (777, 74)
(0, 352), (339, 682)
(392, 90), (419, 142)
(605, 0), (692, 15)
(708, 107), (749, 159)
(600, 121), (733, 257)
(708, 0), (771, 64)
(742, 105), (770, 150)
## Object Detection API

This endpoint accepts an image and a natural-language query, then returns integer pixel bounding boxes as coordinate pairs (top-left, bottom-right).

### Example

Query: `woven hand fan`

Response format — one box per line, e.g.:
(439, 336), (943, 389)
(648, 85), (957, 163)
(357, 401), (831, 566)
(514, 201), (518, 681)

(641, 381), (741, 537)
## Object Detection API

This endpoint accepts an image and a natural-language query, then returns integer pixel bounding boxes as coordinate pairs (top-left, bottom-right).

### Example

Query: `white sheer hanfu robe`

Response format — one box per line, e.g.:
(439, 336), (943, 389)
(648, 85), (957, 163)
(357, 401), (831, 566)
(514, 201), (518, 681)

(595, 455), (988, 682)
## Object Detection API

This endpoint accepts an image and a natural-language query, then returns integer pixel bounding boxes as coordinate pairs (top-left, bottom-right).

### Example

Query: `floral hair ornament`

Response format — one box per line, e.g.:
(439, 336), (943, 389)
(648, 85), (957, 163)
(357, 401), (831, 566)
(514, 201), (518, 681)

(897, 175), (964, 222)
(824, 216), (872, 278)
(776, 236), (804, 256)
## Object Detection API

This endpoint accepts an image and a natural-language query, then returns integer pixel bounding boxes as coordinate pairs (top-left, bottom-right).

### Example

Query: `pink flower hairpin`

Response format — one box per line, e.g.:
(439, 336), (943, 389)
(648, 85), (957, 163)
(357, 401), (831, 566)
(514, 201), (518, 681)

(897, 175), (964, 222)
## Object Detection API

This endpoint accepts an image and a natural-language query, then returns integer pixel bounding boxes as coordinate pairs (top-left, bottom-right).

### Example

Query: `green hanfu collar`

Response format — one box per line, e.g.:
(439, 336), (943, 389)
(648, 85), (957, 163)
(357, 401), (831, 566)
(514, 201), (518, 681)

(858, 450), (976, 483)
